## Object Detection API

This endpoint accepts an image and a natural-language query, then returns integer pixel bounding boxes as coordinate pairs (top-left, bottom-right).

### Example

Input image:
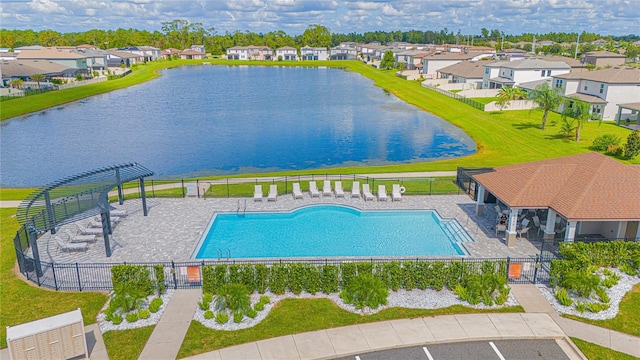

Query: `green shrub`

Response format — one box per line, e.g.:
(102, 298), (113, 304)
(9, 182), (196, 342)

(268, 264), (288, 294)
(575, 301), (586, 313)
(255, 264), (269, 293)
(111, 314), (123, 325)
(213, 283), (251, 313)
(259, 295), (270, 305)
(125, 312), (139, 323)
(301, 264), (320, 295)
(246, 307), (257, 318)
(555, 287), (573, 306)
(198, 296), (211, 311)
(215, 312), (229, 324)
(561, 270), (601, 298)
(402, 261), (418, 290)
(153, 264), (165, 295)
(149, 297), (163, 313)
(601, 274), (620, 288)
(624, 129), (640, 159)
(586, 302), (610, 313)
(357, 262), (373, 277)
(138, 309), (150, 319)
(427, 261), (447, 291)
(380, 262), (403, 291)
(495, 286), (510, 305)
(240, 264), (256, 292)
(340, 262), (357, 289)
(109, 280), (147, 314)
(254, 302), (264, 311)
(591, 134), (621, 151)
(288, 263), (304, 295)
(595, 287), (610, 303)
(620, 263), (637, 276)
(414, 261), (430, 290)
(204, 310), (214, 320)
(340, 275), (389, 309)
(233, 311), (244, 323)
(605, 145), (623, 156)
(321, 265), (339, 294)
(110, 264), (154, 296)
(228, 264), (242, 285)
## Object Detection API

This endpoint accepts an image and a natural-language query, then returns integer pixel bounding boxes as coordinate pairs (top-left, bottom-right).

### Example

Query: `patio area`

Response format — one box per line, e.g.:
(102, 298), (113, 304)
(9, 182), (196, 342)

(35, 193), (542, 264)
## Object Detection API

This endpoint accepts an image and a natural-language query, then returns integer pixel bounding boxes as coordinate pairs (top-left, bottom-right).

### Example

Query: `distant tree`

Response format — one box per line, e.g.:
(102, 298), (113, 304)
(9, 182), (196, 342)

(624, 130), (640, 159)
(481, 28), (489, 40)
(302, 24), (331, 48)
(30, 74), (45, 89)
(9, 78), (23, 89)
(380, 50), (395, 70)
(561, 98), (591, 142)
(496, 86), (527, 110)
(530, 83), (562, 129)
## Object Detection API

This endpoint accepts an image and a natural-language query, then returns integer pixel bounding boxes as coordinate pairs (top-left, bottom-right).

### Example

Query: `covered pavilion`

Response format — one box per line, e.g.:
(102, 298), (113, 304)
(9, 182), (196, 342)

(471, 152), (640, 246)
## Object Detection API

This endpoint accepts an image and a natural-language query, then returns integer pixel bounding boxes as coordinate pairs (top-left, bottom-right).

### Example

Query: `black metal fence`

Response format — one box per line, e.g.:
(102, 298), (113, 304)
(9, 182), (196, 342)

(19, 255), (553, 292)
(424, 85), (486, 111)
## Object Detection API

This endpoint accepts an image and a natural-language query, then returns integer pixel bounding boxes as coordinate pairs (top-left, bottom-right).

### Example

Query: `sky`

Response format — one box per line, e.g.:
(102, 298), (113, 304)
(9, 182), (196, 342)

(1, 0), (639, 36)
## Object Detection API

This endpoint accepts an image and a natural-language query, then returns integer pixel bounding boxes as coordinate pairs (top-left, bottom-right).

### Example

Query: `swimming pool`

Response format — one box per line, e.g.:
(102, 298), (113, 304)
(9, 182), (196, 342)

(194, 205), (470, 259)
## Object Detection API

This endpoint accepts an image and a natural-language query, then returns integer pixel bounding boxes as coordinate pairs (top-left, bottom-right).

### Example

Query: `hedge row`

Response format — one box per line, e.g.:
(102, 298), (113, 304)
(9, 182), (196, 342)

(201, 260), (507, 295)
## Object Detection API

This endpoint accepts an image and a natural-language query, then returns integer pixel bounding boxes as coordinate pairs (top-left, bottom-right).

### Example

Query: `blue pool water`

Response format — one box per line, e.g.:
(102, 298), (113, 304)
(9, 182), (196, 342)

(194, 205), (467, 259)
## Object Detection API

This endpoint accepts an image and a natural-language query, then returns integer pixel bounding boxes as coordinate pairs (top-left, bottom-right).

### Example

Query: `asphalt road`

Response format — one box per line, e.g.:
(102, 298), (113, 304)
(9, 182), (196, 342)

(336, 339), (570, 360)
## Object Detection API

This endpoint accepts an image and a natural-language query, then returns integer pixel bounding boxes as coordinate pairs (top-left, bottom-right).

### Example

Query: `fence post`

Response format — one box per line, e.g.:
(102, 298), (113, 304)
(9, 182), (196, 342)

(506, 257), (511, 283)
(76, 263), (82, 291)
(226, 179), (230, 198)
(181, 180), (185, 198)
(172, 261), (177, 290)
(196, 179), (200, 198)
(285, 176), (288, 195)
(52, 264), (58, 291)
(152, 180), (155, 197)
(533, 254), (539, 284)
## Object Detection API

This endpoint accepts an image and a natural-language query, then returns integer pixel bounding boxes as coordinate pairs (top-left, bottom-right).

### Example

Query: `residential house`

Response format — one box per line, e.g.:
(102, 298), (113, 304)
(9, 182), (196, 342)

(1, 59), (72, 86)
(591, 39), (609, 47)
(359, 43), (388, 62)
(225, 46), (273, 60)
(329, 45), (357, 60)
(162, 48), (182, 59)
(72, 48), (108, 71)
(482, 58), (571, 89)
(118, 46), (161, 61)
(16, 48), (88, 74)
(394, 50), (427, 70)
(275, 46), (298, 61)
(106, 50), (143, 67)
(190, 45), (206, 54)
(537, 40), (555, 46)
(421, 53), (478, 78)
(552, 67), (640, 120)
(437, 60), (501, 84)
(226, 46), (250, 60)
(179, 49), (205, 60)
(300, 46), (328, 61)
(526, 55), (588, 72)
(581, 51), (626, 68)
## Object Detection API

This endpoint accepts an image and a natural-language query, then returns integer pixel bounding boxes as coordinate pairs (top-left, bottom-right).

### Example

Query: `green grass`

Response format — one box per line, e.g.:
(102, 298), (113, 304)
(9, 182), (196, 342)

(473, 97), (499, 105)
(571, 337), (639, 360)
(0, 208), (107, 348)
(177, 297), (523, 358)
(103, 326), (155, 360)
(0, 188), (36, 201)
(564, 282), (640, 337)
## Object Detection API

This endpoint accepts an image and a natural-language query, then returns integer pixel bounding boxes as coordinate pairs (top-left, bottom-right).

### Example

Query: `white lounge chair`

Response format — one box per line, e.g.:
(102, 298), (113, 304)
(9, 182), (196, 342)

(64, 229), (96, 243)
(335, 181), (345, 198)
(254, 185), (263, 201)
(517, 226), (530, 239)
(322, 180), (332, 197)
(532, 215), (546, 236)
(292, 183), (303, 199)
(89, 215), (120, 229)
(391, 184), (402, 201)
(351, 181), (360, 198)
(378, 185), (388, 201)
(309, 181), (320, 198)
(362, 184), (375, 201)
(74, 223), (103, 236)
(55, 237), (88, 252)
(267, 184), (278, 202)
(111, 209), (128, 217)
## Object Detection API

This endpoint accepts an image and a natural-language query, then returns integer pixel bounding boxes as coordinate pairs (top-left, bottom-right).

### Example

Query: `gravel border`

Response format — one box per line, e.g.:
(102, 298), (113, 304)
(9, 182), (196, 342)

(194, 288), (520, 331)
(98, 289), (174, 333)
(536, 269), (639, 320)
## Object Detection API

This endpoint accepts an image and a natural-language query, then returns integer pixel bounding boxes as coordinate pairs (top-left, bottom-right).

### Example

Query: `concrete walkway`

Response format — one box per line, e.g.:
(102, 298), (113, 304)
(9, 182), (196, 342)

(138, 289), (201, 360)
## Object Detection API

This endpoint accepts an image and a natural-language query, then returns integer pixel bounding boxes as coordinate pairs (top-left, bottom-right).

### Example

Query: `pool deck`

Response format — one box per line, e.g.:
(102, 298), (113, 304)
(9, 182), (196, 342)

(38, 194), (541, 264)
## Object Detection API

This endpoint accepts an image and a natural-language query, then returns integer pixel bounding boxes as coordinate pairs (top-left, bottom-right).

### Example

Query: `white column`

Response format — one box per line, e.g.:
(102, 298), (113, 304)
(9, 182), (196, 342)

(475, 185), (485, 216)
(616, 221), (627, 239)
(505, 208), (518, 247)
(636, 222), (640, 240)
(565, 221), (577, 242)
(544, 209), (557, 240)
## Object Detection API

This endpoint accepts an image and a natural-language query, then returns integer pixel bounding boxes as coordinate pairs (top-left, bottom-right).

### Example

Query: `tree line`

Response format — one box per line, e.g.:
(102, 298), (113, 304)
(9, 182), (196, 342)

(1, 21), (638, 55)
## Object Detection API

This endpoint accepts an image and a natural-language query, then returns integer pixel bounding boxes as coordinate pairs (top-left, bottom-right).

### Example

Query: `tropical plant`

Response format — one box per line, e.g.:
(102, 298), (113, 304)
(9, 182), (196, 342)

(138, 309), (151, 319)
(125, 312), (139, 323)
(561, 97), (591, 142)
(591, 134), (621, 152)
(233, 311), (244, 323)
(212, 283), (251, 313)
(214, 312), (229, 324)
(203, 310), (214, 320)
(109, 280), (147, 314)
(340, 275), (389, 309)
(380, 50), (395, 70)
(495, 86), (527, 110)
(623, 130), (640, 159)
(30, 74), (46, 90)
(149, 297), (163, 313)
(9, 78), (24, 89)
(530, 83), (562, 129)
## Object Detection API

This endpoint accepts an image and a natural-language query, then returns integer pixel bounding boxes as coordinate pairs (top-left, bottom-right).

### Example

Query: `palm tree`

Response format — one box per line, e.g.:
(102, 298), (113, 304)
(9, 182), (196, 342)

(30, 74), (46, 90)
(496, 86), (527, 110)
(530, 83), (562, 129)
(9, 78), (24, 89)
(561, 97), (591, 142)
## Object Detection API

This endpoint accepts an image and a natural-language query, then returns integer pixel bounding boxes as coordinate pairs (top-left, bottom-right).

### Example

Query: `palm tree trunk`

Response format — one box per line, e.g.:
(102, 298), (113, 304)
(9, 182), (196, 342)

(541, 110), (549, 129)
(575, 123), (582, 142)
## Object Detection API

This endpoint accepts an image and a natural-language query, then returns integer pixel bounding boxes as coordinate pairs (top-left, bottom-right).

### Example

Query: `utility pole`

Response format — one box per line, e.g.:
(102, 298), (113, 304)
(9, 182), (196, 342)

(532, 36), (536, 54)
(574, 33), (580, 59)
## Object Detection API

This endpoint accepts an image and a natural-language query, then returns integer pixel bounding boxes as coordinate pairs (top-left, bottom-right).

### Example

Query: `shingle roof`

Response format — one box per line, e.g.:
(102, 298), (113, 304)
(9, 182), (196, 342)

(498, 58), (571, 70)
(423, 53), (475, 61)
(554, 67), (640, 84)
(473, 152), (640, 221)
(17, 48), (86, 60)
(437, 60), (500, 79)
(564, 93), (607, 103)
(584, 51), (626, 58)
(0, 59), (69, 76)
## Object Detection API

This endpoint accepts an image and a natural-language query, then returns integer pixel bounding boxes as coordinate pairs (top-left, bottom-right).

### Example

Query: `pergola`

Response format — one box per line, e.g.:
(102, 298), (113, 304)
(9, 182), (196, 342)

(615, 102), (640, 127)
(471, 153), (640, 246)
(15, 163), (154, 275)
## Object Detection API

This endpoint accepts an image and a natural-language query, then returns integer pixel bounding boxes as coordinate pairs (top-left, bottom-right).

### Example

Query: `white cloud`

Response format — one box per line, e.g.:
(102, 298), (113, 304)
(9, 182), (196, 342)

(28, 0), (67, 14)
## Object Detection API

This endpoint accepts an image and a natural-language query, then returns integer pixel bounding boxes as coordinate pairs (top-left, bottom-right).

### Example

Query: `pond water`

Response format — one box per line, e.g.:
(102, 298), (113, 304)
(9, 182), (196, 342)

(0, 65), (475, 187)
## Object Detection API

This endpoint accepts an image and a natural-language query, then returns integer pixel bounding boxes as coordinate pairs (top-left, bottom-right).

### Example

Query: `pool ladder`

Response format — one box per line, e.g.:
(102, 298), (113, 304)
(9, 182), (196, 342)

(237, 199), (247, 216)
(217, 249), (231, 261)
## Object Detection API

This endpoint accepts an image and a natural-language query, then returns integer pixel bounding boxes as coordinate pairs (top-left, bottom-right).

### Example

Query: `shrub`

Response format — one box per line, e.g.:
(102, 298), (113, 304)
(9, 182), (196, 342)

(153, 264), (165, 295)
(149, 297), (163, 313)
(357, 262), (373, 277)
(575, 301), (586, 313)
(595, 287), (610, 303)
(340, 262), (357, 289)
(228, 264), (242, 285)
(321, 265), (339, 294)
(233, 311), (244, 323)
(246, 307), (257, 318)
(268, 264), (288, 294)
(624, 130), (640, 159)
(259, 295), (270, 305)
(605, 145), (623, 156)
(561, 270), (601, 298)
(586, 302), (610, 313)
(126, 312), (139, 323)
(402, 261), (418, 290)
(138, 309), (151, 319)
(288, 263), (304, 295)
(215, 312), (229, 324)
(601, 274), (620, 288)
(495, 286), (510, 305)
(254, 302), (265, 311)
(555, 287), (573, 306)
(301, 264), (321, 295)
(109, 280), (147, 314)
(213, 283), (251, 313)
(240, 264), (256, 292)
(204, 310), (214, 320)
(340, 275), (389, 309)
(255, 264), (268, 293)
(198, 294), (212, 311)
(380, 262), (403, 291)
(591, 134), (621, 152)
(111, 314), (123, 325)
(111, 264), (154, 296)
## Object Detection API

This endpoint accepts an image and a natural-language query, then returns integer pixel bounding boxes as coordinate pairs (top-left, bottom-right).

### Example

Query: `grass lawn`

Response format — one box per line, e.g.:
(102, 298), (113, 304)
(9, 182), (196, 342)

(177, 298), (523, 358)
(0, 208), (107, 348)
(571, 338), (639, 360)
(473, 97), (499, 105)
(103, 325), (155, 360)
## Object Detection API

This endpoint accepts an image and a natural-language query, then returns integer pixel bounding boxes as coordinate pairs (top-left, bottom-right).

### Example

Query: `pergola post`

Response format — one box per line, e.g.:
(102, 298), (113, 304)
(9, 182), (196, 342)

(565, 221), (577, 242)
(28, 227), (43, 277)
(617, 106), (622, 125)
(506, 209), (518, 247)
(44, 191), (56, 234)
(543, 209), (557, 240)
(475, 185), (485, 216)
(115, 168), (124, 205)
(140, 178), (148, 216)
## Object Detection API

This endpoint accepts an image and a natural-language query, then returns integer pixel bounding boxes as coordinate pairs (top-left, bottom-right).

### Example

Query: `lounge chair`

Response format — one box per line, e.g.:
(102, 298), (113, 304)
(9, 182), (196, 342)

(267, 184), (278, 202)
(377, 185), (388, 201)
(89, 216), (119, 229)
(111, 209), (128, 217)
(351, 181), (360, 198)
(334, 181), (345, 198)
(391, 184), (402, 201)
(517, 226), (530, 239)
(64, 229), (96, 243)
(309, 181), (320, 198)
(55, 237), (88, 252)
(532, 215), (546, 236)
(362, 184), (375, 201)
(292, 183), (303, 199)
(254, 185), (263, 201)
(322, 180), (332, 197)
(74, 223), (103, 236)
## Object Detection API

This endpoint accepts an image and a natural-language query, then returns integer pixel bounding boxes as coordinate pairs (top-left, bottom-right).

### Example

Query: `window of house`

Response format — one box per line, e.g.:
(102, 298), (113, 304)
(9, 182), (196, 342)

(600, 84), (604, 94)
(485, 67), (490, 74)
(592, 105), (601, 113)
(584, 85), (588, 91)
(547, 70), (551, 76)
(541, 70), (545, 77)
(555, 79), (563, 88)
(510, 70), (513, 77)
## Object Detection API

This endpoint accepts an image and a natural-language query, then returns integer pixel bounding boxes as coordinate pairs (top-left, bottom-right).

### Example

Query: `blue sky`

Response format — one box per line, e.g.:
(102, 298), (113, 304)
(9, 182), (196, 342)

(1, 0), (639, 36)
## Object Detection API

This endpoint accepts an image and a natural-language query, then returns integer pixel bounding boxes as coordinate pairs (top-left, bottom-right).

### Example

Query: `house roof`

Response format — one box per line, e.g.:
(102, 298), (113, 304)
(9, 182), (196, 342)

(17, 48), (86, 60)
(0, 59), (69, 77)
(525, 55), (586, 69)
(423, 53), (475, 61)
(108, 50), (141, 59)
(276, 46), (296, 50)
(472, 152), (640, 221)
(554, 67), (640, 84)
(437, 60), (500, 79)
(180, 50), (202, 55)
(489, 77), (515, 84)
(518, 79), (551, 91)
(564, 93), (607, 104)
(584, 51), (626, 58)
(498, 58), (571, 70)
(617, 102), (640, 111)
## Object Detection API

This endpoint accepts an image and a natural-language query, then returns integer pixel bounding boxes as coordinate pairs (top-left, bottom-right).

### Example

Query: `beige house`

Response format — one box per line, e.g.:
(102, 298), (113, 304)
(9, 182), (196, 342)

(581, 51), (626, 68)
(179, 50), (204, 60)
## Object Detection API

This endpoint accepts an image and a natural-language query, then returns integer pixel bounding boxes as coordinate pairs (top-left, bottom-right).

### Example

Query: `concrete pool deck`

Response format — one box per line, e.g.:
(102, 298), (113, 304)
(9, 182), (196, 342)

(37, 194), (541, 264)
